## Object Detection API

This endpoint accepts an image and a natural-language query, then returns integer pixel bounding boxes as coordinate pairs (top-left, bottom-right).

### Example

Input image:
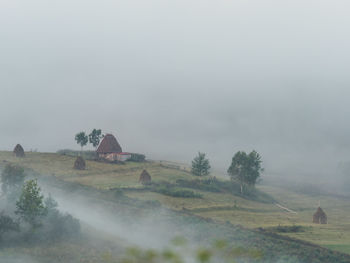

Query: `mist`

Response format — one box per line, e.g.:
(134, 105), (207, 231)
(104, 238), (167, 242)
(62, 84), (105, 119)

(43, 185), (184, 249)
(2, 0), (350, 179)
(36, 176), (300, 263)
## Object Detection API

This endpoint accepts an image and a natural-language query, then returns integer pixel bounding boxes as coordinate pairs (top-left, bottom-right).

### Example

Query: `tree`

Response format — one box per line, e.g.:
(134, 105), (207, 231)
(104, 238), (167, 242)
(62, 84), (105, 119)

(1, 164), (26, 201)
(44, 194), (58, 212)
(15, 179), (47, 228)
(227, 150), (263, 194)
(75, 132), (88, 153)
(191, 152), (211, 177)
(88, 129), (104, 149)
(0, 213), (19, 240)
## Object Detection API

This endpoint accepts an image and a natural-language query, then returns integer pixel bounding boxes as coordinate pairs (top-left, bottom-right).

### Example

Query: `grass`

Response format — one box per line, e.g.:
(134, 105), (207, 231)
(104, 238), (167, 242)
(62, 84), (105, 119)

(325, 244), (350, 255)
(1, 151), (350, 255)
(0, 151), (190, 188)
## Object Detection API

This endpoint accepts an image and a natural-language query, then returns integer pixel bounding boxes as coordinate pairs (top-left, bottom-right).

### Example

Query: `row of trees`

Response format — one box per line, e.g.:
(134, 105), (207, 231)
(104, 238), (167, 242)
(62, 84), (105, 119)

(191, 151), (263, 194)
(75, 129), (104, 152)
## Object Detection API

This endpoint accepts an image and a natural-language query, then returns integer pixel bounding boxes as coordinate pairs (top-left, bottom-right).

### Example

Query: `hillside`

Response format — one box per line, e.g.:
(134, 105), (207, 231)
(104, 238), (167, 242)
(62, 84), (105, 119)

(1, 151), (350, 261)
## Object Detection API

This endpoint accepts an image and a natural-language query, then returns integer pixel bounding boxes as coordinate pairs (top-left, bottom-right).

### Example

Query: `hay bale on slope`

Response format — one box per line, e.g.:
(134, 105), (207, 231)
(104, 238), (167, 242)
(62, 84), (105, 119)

(74, 156), (86, 170)
(313, 207), (327, 224)
(13, 144), (25, 157)
(139, 169), (152, 185)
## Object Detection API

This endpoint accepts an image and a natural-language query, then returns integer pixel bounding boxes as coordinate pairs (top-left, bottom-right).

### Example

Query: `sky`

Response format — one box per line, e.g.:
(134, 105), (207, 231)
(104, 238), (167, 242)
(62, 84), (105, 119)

(1, 0), (350, 177)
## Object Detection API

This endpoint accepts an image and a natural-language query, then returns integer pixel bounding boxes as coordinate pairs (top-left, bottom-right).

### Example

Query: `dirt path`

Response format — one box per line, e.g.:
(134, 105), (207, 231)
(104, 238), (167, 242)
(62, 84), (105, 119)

(275, 203), (298, 214)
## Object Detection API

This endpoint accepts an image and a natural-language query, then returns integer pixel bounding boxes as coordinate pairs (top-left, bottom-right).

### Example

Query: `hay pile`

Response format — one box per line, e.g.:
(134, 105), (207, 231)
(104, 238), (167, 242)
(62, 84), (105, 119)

(74, 156), (86, 170)
(13, 144), (25, 157)
(139, 169), (151, 185)
(313, 207), (327, 224)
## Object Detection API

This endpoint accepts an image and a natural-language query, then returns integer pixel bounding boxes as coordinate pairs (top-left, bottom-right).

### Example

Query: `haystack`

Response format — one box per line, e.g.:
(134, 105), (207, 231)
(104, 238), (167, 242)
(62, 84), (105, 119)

(13, 144), (25, 157)
(139, 169), (151, 184)
(313, 207), (327, 224)
(96, 134), (122, 155)
(74, 156), (86, 170)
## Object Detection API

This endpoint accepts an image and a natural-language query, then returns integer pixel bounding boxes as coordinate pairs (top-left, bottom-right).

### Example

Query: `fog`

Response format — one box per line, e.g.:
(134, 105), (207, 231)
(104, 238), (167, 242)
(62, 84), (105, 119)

(2, 254), (38, 263)
(0, 168), (304, 263)
(2, 0), (350, 178)
(41, 184), (193, 249)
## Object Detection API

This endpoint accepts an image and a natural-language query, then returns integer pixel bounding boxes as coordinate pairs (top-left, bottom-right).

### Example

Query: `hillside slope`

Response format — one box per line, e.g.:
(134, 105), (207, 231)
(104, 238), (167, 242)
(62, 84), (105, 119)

(1, 151), (350, 259)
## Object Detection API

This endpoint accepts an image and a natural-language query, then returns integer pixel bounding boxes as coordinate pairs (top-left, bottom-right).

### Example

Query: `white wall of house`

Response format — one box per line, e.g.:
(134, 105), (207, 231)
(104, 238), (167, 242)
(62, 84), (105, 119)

(104, 153), (131, 162)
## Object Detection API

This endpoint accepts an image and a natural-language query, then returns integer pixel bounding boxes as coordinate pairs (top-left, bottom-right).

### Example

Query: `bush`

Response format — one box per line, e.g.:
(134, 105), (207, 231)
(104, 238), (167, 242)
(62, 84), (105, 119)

(21, 195), (80, 243)
(39, 211), (80, 242)
(129, 153), (146, 162)
(266, 225), (305, 233)
(0, 213), (19, 240)
(1, 164), (26, 201)
(152, 186), (202, 198)
(176, 179), (222, 193)
(57, 149), (97, 160)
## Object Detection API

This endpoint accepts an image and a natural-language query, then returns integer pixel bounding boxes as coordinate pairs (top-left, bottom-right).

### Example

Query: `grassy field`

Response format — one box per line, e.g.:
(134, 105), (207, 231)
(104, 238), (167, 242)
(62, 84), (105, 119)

(0, 151), (189, 188)
(1, 151), (350, 255)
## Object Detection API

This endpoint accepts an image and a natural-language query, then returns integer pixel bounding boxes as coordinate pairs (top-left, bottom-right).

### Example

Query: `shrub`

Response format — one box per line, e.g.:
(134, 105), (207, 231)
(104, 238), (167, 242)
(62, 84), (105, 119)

(129, 153), (146, 162)
(25, 195), (80, 242)
(176, 179), (221, 193)
(57, 149), (97, 160)
(153, 186), (202, 198)
(40, 212), (80, 242)
(1, 164), (26, 201)
(0, 213), (19, 240)
(267, 225), (305, 233)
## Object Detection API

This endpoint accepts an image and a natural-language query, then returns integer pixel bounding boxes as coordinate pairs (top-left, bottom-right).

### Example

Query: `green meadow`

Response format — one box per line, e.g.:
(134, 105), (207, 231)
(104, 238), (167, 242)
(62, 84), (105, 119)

(1, 151), (350, 255)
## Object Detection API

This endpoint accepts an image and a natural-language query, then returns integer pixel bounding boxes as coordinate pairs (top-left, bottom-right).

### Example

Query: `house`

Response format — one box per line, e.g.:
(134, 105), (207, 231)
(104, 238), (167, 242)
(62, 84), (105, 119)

(96, 134), (122, 158)
(96, 133), (132, 162)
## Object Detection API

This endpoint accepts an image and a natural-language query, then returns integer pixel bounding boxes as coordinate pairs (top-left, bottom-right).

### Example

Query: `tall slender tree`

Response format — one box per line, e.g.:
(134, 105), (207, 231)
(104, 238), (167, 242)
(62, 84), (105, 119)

(191, 152), (211, 177)
(88, 129), (104, 150)
(15, 179), (46, 228)
(75, 132), (88, 154)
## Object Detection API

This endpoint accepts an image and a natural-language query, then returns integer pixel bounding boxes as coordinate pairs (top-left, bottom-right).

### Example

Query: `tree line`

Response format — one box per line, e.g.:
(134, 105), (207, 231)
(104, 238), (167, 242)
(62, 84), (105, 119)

(191, 150), (263, 194)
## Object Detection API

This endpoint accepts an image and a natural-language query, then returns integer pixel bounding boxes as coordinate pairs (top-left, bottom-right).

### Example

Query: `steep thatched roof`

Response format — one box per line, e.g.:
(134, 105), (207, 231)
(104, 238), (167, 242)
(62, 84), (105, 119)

(96, 134), (122, 154)
(13, 144), (25, 157)
(74, 156), (86, 170)
(313, 207), (327, 224)
(139, 169), (152, 184)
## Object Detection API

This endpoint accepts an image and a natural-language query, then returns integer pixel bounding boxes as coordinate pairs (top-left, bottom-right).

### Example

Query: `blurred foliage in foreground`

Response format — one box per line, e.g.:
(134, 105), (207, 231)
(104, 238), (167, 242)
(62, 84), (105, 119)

(101, 238), (263, 263)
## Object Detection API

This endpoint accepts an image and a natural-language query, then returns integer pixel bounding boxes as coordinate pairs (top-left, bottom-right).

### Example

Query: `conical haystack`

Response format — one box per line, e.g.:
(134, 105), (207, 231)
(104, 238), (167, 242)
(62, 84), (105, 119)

(74, 156), (86, 170)
(139, 169), (151, 185)
(13, 144), (25, 157)
(313, 207), (327, 224)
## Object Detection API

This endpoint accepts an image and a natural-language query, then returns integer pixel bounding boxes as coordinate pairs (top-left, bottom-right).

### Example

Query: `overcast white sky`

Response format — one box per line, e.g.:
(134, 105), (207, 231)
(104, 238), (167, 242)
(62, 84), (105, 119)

(1, 0), (350, 176)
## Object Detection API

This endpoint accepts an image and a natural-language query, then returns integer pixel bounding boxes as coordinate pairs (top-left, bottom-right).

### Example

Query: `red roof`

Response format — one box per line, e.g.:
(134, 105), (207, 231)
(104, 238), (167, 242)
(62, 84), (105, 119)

(96, 134), (122, 153)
